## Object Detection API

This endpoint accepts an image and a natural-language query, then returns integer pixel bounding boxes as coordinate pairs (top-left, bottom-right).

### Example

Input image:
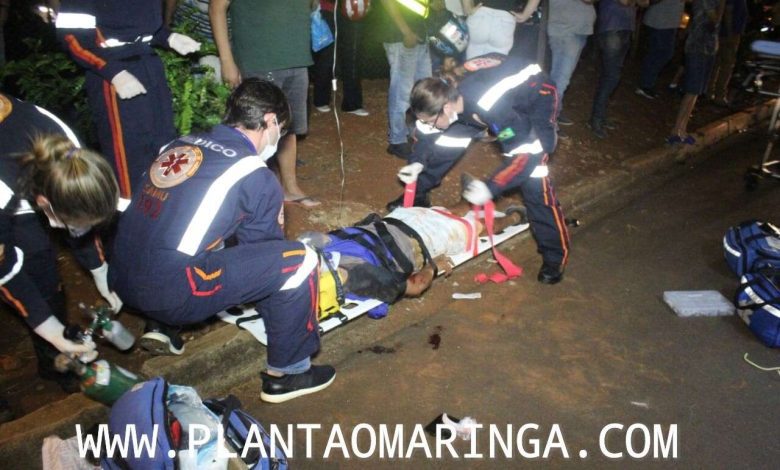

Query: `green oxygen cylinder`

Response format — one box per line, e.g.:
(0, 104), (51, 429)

(55, 355), (142, 405)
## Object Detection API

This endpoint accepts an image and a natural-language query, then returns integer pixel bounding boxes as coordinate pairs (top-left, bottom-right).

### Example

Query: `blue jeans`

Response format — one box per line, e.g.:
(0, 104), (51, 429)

(269, 356), (310, 375)
(591, 30), (632, 124)
(639, 27), (677, 91)
(383, 42), (431, 145)
(548, 33), (588, 116)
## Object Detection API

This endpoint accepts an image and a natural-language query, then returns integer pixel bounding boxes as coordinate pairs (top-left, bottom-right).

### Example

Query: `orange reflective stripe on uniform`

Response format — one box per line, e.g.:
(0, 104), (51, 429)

(0, 286), (28, 317)
(103, 81), (132, 198)
(194, 267), (222, 281)
(185, 266), (222, 297)
(280, 246), (318, 291)
(64, 34), (106, 69)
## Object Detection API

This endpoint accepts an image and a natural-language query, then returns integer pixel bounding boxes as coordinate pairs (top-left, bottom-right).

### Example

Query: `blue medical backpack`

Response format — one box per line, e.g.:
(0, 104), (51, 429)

(102, 377), (287, 469)
(723, 220), (780, 277)
(735, 271), (780, 348)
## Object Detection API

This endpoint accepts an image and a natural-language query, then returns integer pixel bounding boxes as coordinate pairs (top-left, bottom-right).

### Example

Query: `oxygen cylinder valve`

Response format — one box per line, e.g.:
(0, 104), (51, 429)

(79, 303), (136, 351)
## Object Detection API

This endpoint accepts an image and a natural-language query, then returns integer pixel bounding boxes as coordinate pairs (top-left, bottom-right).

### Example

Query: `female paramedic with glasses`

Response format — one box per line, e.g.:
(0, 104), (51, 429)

(0, 93), (121, 394)
(387, 53), (570, 284)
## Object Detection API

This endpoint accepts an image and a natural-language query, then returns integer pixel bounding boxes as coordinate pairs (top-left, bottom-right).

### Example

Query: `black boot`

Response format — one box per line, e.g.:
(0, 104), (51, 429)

(385, 192), (431, 212)
(537, 262), (564, 285)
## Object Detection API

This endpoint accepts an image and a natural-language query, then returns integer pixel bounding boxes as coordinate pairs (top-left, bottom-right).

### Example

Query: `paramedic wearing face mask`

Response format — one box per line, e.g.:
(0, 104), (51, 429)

(0, 93), (120, 391)
(110, 79), (334, 403)
(387, 53), (570, 284)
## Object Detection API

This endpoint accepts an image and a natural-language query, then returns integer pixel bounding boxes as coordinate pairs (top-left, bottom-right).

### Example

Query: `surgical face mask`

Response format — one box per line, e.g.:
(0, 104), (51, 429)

(258, 117), (282, 161)
(448, 111), (459, 124)
(44, 202), (92, 237)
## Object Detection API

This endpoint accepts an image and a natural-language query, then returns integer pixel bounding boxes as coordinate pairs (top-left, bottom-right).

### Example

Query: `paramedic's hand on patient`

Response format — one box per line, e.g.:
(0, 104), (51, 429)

(90, 262), (123, 313)
(34, 316), (96, 357)
(111, 70), (147, 99)
(398, 162), (424, 184)
(463, 179), (493, 206)
(168, 32), (201, 55)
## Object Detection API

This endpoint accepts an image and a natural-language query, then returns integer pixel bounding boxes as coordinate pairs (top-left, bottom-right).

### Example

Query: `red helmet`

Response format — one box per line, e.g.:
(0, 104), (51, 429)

(342, 0), (371, 21)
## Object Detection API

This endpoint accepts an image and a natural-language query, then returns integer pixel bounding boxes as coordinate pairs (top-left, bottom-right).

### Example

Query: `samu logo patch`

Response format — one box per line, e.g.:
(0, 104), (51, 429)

(149, 146), (203, 188)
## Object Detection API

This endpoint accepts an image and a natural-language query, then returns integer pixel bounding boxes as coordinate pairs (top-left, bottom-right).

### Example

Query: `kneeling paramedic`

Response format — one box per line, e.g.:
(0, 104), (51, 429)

(388, 53), (570, 284)
(110, 79), (333, 403)
(0, 93), (120, 393)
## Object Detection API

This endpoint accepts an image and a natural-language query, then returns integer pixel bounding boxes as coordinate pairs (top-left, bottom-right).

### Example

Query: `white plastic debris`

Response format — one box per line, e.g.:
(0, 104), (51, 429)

(452, 292), (482, 300)
(663, 290), (735, 317)
(442, 413), (479, 441)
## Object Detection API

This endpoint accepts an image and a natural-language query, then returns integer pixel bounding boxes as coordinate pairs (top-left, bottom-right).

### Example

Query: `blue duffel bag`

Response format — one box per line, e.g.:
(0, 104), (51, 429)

(735, 271), (780, 347)
(723, 221), (780, 277)
(102, 377), (287, 469)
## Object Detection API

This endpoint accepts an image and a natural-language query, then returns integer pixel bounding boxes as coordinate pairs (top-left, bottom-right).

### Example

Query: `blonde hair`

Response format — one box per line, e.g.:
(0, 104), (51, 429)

(17, 134), (118, 226)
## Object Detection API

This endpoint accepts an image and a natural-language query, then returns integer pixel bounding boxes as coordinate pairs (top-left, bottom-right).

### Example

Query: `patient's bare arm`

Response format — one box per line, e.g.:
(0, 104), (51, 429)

(405, 264), (435, 297)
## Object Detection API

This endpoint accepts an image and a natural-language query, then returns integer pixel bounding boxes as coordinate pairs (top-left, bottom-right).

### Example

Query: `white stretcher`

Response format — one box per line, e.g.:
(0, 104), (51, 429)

(218, 214), (530, 345)
(743, 40), (780, 188)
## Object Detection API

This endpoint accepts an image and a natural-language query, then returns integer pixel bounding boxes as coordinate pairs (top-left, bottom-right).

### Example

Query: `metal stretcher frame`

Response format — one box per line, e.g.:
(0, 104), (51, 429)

(744, 40), (780, 189)
(217, 216), (531, 345)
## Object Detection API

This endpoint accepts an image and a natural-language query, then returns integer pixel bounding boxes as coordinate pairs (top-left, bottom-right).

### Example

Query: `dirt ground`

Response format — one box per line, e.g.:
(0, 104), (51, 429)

(0, 47), (741, 419)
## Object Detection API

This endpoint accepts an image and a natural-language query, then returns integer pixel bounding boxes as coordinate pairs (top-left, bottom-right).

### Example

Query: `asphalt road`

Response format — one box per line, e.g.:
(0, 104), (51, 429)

(229, 132), (779, 469)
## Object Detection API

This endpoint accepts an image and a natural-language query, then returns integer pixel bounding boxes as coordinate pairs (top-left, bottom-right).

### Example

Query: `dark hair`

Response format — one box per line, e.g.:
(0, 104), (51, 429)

(17, 134), (118, 226)
(222, 78), (292, 131)
(410, 77), (461, 117)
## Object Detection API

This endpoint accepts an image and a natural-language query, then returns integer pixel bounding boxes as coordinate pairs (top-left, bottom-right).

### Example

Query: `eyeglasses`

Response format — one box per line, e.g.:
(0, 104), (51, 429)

(419, 109), (443, 131)
(272, 117), (288, 137)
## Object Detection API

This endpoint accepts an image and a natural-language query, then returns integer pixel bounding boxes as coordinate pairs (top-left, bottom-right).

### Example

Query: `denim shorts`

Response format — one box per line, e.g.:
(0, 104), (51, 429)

(684, 53), (715, 96)
(246, 67), (309, 135)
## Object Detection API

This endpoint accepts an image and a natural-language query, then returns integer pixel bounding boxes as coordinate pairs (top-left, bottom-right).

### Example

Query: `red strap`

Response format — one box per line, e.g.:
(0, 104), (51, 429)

(403, 181), (417, 208)
(473, 201), (523, 284)
(431, 208), (477, 255)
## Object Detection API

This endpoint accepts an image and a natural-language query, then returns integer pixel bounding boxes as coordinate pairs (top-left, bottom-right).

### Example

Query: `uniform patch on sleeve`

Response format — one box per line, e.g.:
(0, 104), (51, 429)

(463, 54), (504, 72)
(149, 146), (203, 188)
(497, 127), (516, 141)
(0, 95), (12, 123)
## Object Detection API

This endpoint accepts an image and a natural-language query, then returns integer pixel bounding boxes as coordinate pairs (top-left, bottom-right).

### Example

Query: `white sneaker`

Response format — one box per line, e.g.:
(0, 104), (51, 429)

(346, 108), (369, 117)
(315, 105), (331, 113)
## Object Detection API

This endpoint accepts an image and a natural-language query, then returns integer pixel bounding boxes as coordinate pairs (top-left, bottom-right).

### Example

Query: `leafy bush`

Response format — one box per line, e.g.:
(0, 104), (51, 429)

(0, 22), (229, 140)
(0, 38), (92, 140)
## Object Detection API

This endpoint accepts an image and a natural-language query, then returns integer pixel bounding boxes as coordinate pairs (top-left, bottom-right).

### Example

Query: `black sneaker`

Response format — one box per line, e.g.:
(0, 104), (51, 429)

(602, 119), (618, 130)
(138, 320), (185, 355)
(557, 114), (574, 126)
(385, 192), (431, 212)
(260, 365), (336, 403)
(537, 262), (564, 285)
(587, 120), (607, 139)
(386, 142), (412, 160)
(634, 87), (658, 100)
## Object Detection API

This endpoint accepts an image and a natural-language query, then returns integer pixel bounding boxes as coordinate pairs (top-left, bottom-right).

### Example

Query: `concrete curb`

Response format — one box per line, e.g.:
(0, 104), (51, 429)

(1, 101), (774, 465)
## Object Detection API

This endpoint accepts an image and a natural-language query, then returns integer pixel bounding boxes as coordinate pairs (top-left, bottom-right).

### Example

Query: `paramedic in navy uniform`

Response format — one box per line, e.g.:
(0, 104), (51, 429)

(110, 79), (335, 403)
(389, 53), (571, 284)
(55, 0), (201, 199)
(0, 93), (119, 391)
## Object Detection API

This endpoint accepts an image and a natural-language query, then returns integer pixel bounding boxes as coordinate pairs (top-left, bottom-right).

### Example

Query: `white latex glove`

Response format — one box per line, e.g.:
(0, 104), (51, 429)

(111, 70), (147, 99)
(397, 162), (424, 184)
(463, 179), (493, 206)
(34, 316), (96, 356)
(168, 32), (201, 55)
(90, 262), (123, 313)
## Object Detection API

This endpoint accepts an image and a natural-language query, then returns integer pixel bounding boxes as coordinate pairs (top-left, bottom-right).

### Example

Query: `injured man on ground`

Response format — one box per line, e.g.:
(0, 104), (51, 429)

(300, 203), (526, 307)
